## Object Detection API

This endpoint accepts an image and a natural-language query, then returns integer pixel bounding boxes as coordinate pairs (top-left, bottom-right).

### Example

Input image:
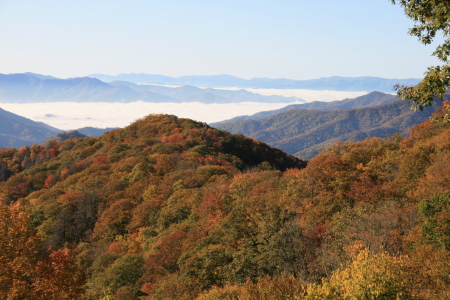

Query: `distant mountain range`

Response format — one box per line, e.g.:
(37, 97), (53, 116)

(89, 73), (421, 92)
(0, 73), (303, 104)
(214, 92), (444, 159)
(108, 80), (302, 103)
(0, 72), (432, 155)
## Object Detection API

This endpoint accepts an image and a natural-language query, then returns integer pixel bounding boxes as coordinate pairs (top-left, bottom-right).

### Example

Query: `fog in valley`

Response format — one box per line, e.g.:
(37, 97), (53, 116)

(3, 89), (368, 130)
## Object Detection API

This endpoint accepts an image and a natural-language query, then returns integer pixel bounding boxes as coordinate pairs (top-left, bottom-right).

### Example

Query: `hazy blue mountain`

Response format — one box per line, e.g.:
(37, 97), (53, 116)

(89, 73), (177, 85)
(90, 73), (421, 92)
(0, 73), (145, 103)
(175, 74), (248, 87)
(76, 127), (119, 137)
(23, 72), (58, 80)
(259, 76), (420, 92)
(199, 88), (302, 103)
(107, 80), (155, 92)
(35, 121), (61, 132)
(214, 98), (442, 160)
(0, 106), (62, 148)
(0, 73), (303, 103)
(109, 81), (303, 103)
(211, 91), (398, 125)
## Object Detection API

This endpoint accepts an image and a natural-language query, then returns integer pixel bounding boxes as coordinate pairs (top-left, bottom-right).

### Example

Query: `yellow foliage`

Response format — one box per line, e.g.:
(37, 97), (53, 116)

(194, 276), (305, 300)
(306, 248), (414, 300)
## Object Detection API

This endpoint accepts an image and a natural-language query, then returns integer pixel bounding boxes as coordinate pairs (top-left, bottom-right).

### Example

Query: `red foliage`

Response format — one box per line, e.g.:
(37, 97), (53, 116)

(197, 190), (225, 233)
(143, 230), (187, 280)
(346, 173), (386, 204)
(8, 179), (32, 201)
(75, 159), (90, 172)
(48, 148), (59, 159)
(92, 155), (108, 165)
(34, 248), (83, 299)
(161, 133), (186, 143)
(141, 282), (158, 296)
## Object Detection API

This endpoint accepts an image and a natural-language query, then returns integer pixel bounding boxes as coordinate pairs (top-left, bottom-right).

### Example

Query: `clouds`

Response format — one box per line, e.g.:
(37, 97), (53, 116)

(0, 89), (370, 130)
(0, 101), (293, 130)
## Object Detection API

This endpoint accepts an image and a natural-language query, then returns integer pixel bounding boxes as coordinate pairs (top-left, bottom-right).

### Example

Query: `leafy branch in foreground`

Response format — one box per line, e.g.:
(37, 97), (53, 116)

(392, 0), (450, 110)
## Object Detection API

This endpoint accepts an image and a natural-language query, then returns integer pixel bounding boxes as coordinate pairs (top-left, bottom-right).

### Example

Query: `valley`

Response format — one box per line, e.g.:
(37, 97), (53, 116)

(0, 72), (449, 299)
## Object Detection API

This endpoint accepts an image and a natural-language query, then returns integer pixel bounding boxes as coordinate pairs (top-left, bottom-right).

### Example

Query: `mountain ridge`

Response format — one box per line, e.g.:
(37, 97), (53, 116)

(214, 97), (442, 159)
(211, 91), (398, 125)
(0, 73), (303, 104)
(89, 73), (421, 92)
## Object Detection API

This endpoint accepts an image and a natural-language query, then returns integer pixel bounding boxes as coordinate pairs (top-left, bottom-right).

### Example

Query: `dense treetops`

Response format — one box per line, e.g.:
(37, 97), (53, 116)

(1, 106), (450, 299)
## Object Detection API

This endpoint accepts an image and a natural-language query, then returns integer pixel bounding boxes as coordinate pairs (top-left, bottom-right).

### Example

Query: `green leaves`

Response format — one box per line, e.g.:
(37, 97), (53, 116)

(394, 65), (450, 111)
(418, 191), (450, 250)
(392, 0), (450, 109)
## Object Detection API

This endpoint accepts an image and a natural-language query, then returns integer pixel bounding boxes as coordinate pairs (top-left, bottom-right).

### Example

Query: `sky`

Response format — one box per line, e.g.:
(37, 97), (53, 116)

(0, 0), (443, 80)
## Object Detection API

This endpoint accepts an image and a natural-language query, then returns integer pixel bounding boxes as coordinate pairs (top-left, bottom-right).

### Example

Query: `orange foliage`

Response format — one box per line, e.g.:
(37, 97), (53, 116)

(108, 241), (127, 255)
(161, 133), (186, 143)
(59, 167), (72, 180)
(33, 248), (83, 299)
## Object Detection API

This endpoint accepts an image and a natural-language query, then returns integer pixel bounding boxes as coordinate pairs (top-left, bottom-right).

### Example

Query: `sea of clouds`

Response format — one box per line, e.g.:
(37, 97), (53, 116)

(2, 89), (369, 130)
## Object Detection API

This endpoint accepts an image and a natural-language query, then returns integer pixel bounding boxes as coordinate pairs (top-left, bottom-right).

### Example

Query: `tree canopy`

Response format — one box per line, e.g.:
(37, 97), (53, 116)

(2, 111), (450, 298)
(392, 0), (450, 110)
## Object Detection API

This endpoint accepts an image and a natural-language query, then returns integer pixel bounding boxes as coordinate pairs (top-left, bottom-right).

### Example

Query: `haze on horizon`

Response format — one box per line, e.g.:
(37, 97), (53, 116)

(0, 0), (442, 81)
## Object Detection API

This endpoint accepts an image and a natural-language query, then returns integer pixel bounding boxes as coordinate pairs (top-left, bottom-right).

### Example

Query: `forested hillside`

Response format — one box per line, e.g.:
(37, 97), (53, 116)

(212, 91), (398, 125)
(1, 105), (450, 299)
(216, 98), (441, 159)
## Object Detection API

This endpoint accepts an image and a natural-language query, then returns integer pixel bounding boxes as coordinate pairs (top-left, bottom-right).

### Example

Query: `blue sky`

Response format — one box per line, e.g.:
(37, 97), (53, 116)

(0, 0), (442, 80)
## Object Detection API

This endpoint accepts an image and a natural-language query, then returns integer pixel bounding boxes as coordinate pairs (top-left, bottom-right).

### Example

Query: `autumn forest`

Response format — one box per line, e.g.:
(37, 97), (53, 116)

(1, 102), (450, 299)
